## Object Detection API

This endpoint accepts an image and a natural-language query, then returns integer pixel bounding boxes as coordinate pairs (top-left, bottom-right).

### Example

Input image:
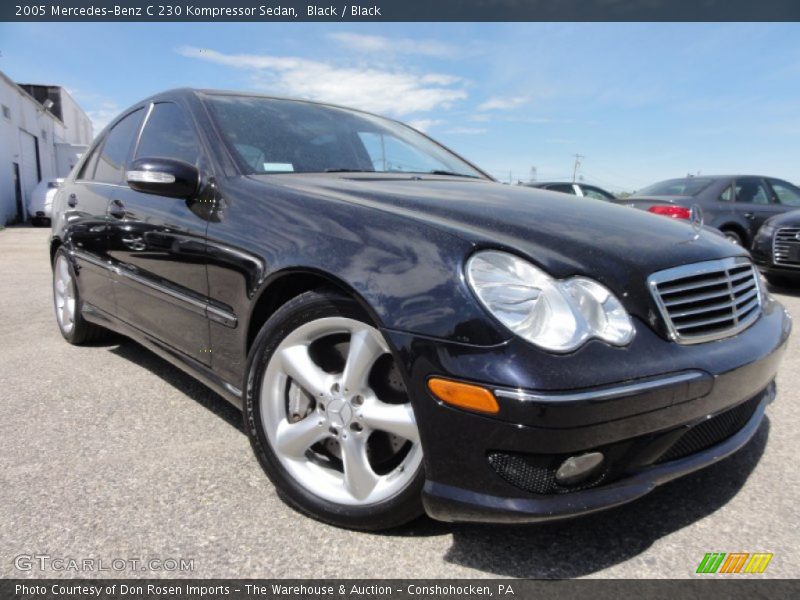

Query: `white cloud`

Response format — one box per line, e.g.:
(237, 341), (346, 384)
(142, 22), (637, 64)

(407, 119), (443, 132)
(445, 127), (488, 135)
(86, 102), (121, 132)
(177, 46), (466, 117)
(327, 32), (461, 58)
(477, 96), (530, 111)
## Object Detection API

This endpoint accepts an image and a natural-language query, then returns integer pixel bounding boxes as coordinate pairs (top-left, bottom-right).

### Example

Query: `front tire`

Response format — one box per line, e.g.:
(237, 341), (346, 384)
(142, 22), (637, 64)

(722, 229), (743, 245)
(244, 289), (424, 530)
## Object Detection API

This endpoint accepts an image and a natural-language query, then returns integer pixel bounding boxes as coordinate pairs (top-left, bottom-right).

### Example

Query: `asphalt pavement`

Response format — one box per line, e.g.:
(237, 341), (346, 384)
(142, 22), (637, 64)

(1, 225), (797, 579)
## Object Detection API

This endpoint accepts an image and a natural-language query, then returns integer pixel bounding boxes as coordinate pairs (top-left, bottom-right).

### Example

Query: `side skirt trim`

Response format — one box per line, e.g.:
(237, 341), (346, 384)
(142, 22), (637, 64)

(81, 302), (243, 409)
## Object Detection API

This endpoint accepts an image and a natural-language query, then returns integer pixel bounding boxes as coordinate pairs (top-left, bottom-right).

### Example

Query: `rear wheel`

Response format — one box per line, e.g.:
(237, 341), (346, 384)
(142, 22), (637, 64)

(244, 289), (424, 530)
(53, 248), (109, 344)
(722, 229), (743, 245)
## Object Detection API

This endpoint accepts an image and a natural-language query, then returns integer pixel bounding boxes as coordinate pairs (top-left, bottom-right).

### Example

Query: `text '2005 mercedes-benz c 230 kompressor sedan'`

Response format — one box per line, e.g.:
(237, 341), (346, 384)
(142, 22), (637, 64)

(50, 89), (791, 530)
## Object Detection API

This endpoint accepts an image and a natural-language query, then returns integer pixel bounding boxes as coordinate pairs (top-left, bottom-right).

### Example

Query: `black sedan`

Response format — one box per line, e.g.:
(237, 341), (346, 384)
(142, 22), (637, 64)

(50, 89), (790, 530)
(625, 176), (800, 246)
(752, 210), (800, 284)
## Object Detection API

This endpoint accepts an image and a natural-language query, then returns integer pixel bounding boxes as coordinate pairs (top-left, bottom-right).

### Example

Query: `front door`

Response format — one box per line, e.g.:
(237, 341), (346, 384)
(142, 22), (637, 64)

(733, 177), (785, 239)
(107, 102), (212, 365)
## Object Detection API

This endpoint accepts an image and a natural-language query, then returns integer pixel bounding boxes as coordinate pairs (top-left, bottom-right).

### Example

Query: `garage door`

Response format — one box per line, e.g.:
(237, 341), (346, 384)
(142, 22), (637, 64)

(18, 130), (40, 218)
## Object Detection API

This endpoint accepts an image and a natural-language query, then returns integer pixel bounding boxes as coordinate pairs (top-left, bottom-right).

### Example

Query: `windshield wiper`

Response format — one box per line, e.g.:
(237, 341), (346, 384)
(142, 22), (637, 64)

(323, 168), (374, 173)
(422, 170), (482, 179)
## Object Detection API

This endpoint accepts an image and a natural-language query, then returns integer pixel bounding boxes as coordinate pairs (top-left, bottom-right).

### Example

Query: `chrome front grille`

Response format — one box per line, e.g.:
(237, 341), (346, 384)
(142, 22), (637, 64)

(648, 257), (762, 344)
(773, 227), (800, 268)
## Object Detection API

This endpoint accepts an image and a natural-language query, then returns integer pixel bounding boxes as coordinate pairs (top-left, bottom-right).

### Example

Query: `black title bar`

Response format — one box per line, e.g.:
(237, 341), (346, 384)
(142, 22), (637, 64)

(5, 0), (800, 22)
(2, 579), (800, 600)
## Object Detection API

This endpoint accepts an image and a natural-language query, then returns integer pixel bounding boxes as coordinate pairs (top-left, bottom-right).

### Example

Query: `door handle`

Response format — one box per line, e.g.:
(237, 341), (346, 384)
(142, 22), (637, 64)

(67, 193), (78, 208)
(743, 212), (755, 220)
(108, 199), (126, 219)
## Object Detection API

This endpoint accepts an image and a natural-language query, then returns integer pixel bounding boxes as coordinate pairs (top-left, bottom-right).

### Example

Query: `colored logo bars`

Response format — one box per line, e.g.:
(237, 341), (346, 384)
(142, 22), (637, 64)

(696, 552), (773, 574)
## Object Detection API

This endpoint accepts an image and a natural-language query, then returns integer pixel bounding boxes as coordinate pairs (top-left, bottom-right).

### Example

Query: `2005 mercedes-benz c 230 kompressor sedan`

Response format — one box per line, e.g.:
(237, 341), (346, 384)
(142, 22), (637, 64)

(50, 89), (791, 530)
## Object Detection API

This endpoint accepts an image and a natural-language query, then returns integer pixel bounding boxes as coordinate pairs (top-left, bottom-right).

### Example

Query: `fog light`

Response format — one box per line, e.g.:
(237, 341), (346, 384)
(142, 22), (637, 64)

(555, 452), (605, 485)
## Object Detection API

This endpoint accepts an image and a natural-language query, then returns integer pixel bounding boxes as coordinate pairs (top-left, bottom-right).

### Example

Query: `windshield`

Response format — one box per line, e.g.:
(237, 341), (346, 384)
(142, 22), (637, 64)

(636, 178), (714, 196)
(204, 95), (485, 178)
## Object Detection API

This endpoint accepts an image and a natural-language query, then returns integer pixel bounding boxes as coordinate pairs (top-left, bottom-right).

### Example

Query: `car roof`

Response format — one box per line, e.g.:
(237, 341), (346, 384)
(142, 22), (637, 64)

(652, 175), (780, 181)
(141, 87), (412, 127)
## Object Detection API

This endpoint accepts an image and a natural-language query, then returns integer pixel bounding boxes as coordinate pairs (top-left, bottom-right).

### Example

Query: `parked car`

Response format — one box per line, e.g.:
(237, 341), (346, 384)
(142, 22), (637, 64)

(624, 176), (800, 246)
(28, 178), (63, 226)
(524, 181), (617, 201)
(751, 210), (800, 284)
(50, 89), (790, 530)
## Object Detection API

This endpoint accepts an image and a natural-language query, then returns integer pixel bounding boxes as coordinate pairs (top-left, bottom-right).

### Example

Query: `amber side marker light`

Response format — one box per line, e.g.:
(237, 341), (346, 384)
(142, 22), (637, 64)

(428, 378), (500, 414)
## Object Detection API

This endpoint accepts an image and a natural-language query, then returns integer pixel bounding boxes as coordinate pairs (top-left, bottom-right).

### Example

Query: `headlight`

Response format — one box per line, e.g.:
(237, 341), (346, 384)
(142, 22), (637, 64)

(466, 250), (635, 352)
(756, 270), (773, 308)
(759, 223), (776, 238)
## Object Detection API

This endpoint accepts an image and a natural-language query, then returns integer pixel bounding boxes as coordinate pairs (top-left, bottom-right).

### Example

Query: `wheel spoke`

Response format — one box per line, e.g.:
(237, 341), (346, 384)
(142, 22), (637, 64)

(58, 257), (70, 282)
(360, 399), (419, 443)
(280, 345), (330, 398)
(341, 327), (386, 394)
(274, 417), (327, 459)
(65, 297), (75, 323)
(340, 434), (379, 500)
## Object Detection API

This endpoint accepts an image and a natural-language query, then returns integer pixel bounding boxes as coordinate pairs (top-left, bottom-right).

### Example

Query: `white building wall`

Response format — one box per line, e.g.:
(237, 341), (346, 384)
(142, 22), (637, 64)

(59, 87), (93, 146)
(0, 71), (89, 225)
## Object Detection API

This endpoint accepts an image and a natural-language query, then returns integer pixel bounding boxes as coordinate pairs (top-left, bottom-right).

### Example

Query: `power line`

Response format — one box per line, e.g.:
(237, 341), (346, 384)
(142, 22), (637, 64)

(572, 154), (584, 183)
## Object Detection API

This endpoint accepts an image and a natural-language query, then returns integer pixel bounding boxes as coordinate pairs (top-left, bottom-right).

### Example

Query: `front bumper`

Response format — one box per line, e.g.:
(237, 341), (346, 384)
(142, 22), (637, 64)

(385, 299), (791, 523)
(751, 229), (800, 278)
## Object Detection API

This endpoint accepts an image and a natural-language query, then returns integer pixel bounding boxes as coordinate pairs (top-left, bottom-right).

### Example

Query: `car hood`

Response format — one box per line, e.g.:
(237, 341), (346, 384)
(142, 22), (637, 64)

(764, 209), (800, 228)
(253, 174), (746, 310)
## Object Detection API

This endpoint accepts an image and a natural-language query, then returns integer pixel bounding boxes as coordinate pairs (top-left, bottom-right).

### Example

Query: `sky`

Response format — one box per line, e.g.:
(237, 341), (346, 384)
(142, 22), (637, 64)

(2, 22), (800, 191)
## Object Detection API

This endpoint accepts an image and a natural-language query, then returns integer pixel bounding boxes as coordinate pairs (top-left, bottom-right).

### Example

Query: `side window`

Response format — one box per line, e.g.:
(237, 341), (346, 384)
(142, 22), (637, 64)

(93, 109), (145, 184)
(734, 178), (771, 205)
(581, 186), (614, 201)
(768, 179), (800, 207)
(719, 186), (733, 202)
(76, 141), (102, 180)
(547, 184), (577, 194)
(135, 103), (202, 165)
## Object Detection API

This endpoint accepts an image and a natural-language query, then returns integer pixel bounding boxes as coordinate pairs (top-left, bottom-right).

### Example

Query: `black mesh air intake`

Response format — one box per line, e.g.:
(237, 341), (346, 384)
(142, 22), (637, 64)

(656, 395), (761, 464)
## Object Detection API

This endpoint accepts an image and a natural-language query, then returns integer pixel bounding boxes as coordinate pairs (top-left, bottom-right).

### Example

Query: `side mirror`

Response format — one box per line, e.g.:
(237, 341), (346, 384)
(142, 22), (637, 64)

(126, 157), (199, 199)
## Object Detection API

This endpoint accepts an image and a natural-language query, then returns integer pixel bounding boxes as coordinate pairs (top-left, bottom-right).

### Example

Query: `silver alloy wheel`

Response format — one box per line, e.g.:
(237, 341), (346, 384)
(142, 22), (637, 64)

(260, 317), (423, 506)
(725, 233), (741, 245)
(53, 254), (76, 334)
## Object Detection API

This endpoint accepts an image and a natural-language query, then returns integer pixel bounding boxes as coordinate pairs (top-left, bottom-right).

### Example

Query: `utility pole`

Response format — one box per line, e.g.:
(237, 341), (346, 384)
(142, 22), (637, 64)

(572, 154), (584, 182)
(529, 166), (537, 183)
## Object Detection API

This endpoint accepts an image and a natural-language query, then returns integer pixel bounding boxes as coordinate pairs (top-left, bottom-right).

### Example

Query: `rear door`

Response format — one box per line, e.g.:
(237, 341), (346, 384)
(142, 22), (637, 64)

(64, 108), (146, 315)
(733, 177), (784, 237)
(106, 101), (212, 364)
